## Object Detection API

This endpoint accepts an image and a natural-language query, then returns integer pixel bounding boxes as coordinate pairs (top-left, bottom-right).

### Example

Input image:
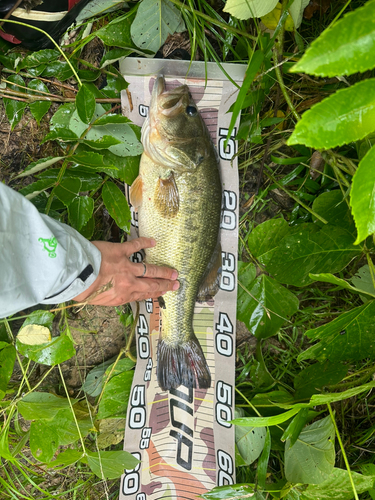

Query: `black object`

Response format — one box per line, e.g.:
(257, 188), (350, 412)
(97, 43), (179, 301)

(0, 0), (92, 50)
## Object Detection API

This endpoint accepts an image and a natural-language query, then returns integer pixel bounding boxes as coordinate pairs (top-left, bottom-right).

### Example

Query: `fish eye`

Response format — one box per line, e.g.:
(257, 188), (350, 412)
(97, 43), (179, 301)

(186, 105), (198, 117)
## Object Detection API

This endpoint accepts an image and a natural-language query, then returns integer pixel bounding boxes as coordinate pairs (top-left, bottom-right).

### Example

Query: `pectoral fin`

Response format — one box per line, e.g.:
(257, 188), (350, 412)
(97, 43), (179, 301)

(129, 174), (143, 210)
(154, 172), (179, 218)
(197, 240), (222, 303)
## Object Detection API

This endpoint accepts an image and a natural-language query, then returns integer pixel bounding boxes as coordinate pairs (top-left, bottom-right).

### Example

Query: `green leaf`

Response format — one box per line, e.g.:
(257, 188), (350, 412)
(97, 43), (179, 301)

(350, 145), (375, 243)
(19, 178), (55, 199)
(100, 48), (133, 69)
(294, 361), (348, 401)
(50, 102), (76, 131)
(68, 196), (94, 231)
(309, 272), (375, 299)
(291, 1), (375, 77)
(0, 345), (16, 400)
(37, 169), (102, 191)
(131, 0), (185, 53)
(94, 114), (131, 126)
(232, 407), (301, 427)
(22, 310), (55, 329)
(18, 49), (60, 69)
(235, 411), (266, 465)
(15, 156), (64, 178)
(27, 79), (51, 125)
(223, 0), (278, 19)
(54, 178), (82, 207)
(285, 415), (335, 484)
(281, 408), (311, 446)
(76, 84), (96, 125)
(351, 265), (375, 299)
(82, 135), (122, 150)
(86, 450), (139, 479)
(248, 218), (290, 266)
(3, 74), (27, 130)
(288, 0), (310, 29)
(257, 428), (271, 490)
(312, 190), (356, 235)
(16, 335), (76, 366)
(265, 224), (360, 287)
(101, 181), (131, 232)
(97, 15), (135, 48)
(18, 393), (77, 420)
(300, 468), (375, 500)
(42, 61), (74, 80)
(287, 79), (375, 149)
(97, 370), (133, 419)
(200, 484), (256, 499)
(237, 268), (299, 340)
(82, 359), (115, 397)
(298, 300), (375, 363)
(47, 449), (83, 468)
(309, 381), (375, 407)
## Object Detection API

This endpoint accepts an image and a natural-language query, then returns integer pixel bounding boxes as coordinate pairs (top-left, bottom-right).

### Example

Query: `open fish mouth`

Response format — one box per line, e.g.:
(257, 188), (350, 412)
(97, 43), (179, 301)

(151, 75), (190, 117)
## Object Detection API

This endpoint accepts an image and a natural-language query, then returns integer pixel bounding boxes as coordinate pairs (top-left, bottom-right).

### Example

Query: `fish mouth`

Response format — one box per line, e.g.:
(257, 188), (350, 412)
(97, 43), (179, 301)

(151, 75), (189, 117)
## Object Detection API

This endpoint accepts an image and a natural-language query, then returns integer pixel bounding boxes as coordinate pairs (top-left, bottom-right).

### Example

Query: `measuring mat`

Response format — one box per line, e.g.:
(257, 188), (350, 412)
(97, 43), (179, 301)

(119, 58), (245, 500)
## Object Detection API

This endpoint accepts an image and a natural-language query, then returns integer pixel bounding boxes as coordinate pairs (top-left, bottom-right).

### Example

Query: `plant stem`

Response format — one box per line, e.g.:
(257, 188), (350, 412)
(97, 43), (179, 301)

(327, 403), (359, 500)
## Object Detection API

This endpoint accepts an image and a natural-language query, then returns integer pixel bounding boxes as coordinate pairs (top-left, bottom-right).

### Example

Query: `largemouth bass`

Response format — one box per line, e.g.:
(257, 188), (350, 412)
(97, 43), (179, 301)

(130, 75), (222, 391)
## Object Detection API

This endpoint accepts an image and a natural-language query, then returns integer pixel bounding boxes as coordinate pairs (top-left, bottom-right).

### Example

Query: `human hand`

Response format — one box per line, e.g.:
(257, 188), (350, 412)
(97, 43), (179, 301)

(72, 238), (179, 306)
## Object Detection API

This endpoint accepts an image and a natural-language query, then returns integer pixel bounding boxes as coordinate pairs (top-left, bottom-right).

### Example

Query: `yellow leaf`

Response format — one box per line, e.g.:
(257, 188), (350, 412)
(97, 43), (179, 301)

(261, 2), (294, 31)
(17, 325), (51, 345)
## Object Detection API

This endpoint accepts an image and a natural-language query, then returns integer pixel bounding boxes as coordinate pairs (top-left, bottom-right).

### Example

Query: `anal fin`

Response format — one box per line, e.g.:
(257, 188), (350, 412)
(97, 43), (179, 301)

(197, 240), (222, 303)
(129, 174), (143, 210)
(154, 172), (179, 218)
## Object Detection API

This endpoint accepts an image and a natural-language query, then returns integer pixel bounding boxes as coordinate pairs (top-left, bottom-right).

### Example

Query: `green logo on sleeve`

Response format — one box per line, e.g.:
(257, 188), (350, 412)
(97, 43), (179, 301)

(38, 237), (58, 258)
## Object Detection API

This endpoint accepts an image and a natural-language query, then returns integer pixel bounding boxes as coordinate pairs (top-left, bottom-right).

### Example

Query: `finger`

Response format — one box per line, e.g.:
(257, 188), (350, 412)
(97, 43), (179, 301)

(124, 237), (156, 256)
(137, 262), (178, 280)
(136, 277), (180, 295)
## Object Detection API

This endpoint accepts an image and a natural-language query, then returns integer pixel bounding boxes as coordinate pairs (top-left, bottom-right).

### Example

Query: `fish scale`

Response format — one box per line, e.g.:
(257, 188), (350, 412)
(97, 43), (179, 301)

(130, 76), (222, 391)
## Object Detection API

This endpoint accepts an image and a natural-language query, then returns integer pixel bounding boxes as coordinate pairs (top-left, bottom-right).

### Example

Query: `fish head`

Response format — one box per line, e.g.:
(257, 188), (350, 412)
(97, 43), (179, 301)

(142, 75), (211, 171)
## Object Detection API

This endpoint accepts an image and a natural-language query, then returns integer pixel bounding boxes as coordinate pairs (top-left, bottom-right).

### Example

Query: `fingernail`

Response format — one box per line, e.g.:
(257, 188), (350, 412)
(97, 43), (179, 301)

(171, 270), (178, 280)
(172, 281), (180, 291)
(150, 239), (156, 247)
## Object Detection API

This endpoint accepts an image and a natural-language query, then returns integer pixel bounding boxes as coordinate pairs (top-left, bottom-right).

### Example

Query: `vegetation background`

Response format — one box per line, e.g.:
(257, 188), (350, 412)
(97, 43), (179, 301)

(1, 0), (375, 498)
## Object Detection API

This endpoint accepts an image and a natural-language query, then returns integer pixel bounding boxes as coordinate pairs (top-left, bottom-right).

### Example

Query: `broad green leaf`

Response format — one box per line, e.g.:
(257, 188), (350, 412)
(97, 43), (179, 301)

(235, 409), (266, 465)
(50, 102), (76, 131)
(70, 151), (117, 173)
(200, 484), (256, 500)
(131, 0), (185, 53)
(309, 272), (375, 299)
(19, 178), (55, 199)
(287, 79), (375, 149)
(15, 156), (64, 178)
(80, 214), (95, 239)
(288, 0), (309, 29)
(97, 418), (126, 449)
(100, 48), (133, 69)
(82, 135), (122, 150)
(294, 360), (348, 401)
(76, 84), (96, 125)
(54, 178), (82, 207)
(19, 49), (60, 69)
(291, 0), (375, 77)
(77, 0), (128, 21)
(248, 218), (290, 266)
(77, 69), (101, 82)
(298, 300), (375, 363)
(30, 418), (64, 462)
(42, 129), (79, 143)
(0, 345), (16, 400)
(285, 415), (335, 484)
(42, 61), (74, 80)
(86, 450), (139, 479)
(232, 407), (300, 427)
(237, 264), (299, 339)
(37, 169), (102, 191)
(94, 114), (131, 126)
(97, 15), (134, 48)
(265, 224), (361, 287)
(312, 190), (356, 236)
(300, 468), (375, 500)
(18, 393), (77, 420)
(97, 370), (133, 419)
(104, 357), (135, 378)
(47, 449), (83, 468)
(68, 196), (94, 231)
(281, 408), (311, 446)
(21, 310), (54, 329)
(351, 265), (375, 300)
(16, 335), (75, 365)
(223, 0), (278, 19)
(101, 181), (131, 232)
(350, 145), (375, 243)
(82, 359), (115, 397)
(28, 79), (51, 125)
(3, 74), (27, 130)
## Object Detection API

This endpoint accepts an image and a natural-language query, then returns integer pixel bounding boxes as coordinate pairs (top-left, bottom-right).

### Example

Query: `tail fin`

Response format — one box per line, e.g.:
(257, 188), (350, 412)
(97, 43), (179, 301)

(157, 334), (211, 391)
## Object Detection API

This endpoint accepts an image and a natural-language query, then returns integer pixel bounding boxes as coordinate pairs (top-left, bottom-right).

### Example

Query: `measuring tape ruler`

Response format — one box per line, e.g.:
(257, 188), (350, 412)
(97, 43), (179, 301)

(119, 60), (244, 499)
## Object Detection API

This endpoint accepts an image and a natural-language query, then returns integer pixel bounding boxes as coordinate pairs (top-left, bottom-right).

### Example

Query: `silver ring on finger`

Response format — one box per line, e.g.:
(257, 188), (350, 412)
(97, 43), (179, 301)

(140, 262), (147, 277)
